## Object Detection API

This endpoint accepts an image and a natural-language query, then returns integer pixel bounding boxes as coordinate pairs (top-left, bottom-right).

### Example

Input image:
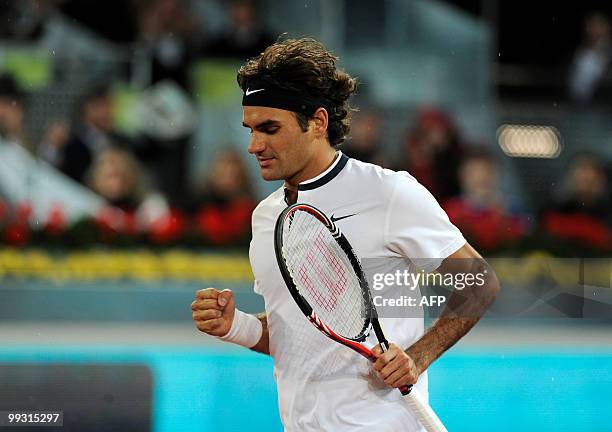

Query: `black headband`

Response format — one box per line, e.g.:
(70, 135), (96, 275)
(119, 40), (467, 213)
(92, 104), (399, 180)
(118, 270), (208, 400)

(241, 79), (330, 116)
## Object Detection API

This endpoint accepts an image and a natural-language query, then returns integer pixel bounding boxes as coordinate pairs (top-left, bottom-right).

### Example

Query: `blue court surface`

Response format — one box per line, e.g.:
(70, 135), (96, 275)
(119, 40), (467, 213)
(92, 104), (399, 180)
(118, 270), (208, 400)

(1, 343), (611, 432)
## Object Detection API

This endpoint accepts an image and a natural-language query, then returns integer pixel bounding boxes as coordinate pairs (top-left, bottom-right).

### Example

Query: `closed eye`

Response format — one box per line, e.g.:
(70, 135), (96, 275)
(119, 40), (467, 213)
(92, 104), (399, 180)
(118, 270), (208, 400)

(262, 126), (279, 135)
(243, 120), (281, 135)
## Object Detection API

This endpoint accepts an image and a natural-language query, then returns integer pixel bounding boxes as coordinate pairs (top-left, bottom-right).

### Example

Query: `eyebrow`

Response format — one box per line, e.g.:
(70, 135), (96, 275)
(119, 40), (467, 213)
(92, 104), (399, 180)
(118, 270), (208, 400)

(242, 120), (281, 130)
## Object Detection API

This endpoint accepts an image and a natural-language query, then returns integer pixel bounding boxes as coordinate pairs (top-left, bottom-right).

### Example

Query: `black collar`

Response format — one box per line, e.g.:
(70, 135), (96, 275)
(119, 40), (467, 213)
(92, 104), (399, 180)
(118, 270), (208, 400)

(298, 153), (349, 191)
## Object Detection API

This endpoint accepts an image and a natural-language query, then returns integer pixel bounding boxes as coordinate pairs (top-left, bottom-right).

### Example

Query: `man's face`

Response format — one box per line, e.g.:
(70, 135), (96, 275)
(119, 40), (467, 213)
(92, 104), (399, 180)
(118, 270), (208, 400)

(84, 95), (113, 132)
(242, 106), (314, 184)
(460, 158), (497, 195)
(0, 98), (23, 136)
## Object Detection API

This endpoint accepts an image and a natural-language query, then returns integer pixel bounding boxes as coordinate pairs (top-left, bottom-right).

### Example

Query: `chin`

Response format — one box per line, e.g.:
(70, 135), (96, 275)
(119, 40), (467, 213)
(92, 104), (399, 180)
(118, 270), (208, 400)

(259, 169), (283, 182)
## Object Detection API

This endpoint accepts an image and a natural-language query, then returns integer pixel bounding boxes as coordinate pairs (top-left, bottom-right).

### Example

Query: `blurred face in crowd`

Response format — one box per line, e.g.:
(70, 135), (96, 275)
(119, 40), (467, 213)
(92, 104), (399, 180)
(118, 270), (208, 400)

(0, 97), (23, 137)
(243, 106), (327, 186)
(571, 158), (606, 202)
(209, 152), (247, 198)
(585, 13), (610, 44)
(350, 111), (380, 151)
(91, 150), (138, 202)
(138, 0), (186, 35)
(459, 157), (498, 202)
(83, 95), (114, 132)
(421, 124), (452, 152)
(230, 0), (256, 28)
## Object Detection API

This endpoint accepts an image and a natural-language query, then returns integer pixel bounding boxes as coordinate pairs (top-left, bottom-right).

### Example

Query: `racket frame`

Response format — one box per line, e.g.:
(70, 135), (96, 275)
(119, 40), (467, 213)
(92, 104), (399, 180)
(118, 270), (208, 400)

(274, 203), (395, 363)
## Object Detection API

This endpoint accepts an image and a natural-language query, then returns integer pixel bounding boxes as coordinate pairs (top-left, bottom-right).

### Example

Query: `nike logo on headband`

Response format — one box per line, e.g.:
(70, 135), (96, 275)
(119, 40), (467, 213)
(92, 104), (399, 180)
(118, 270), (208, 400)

(245, 88), (265, 96)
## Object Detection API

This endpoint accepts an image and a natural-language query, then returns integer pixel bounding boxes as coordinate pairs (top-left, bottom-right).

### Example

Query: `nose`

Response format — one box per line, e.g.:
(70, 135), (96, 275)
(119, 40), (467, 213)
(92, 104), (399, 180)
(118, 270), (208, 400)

(248, 134), (266, 154)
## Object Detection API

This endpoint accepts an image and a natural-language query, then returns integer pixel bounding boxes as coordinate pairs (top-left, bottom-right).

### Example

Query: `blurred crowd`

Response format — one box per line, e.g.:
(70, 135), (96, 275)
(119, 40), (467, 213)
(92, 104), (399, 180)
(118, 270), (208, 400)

(0, 0), (272, 247)
(0, 1), (611, 254)
(343, 107), (612, 255)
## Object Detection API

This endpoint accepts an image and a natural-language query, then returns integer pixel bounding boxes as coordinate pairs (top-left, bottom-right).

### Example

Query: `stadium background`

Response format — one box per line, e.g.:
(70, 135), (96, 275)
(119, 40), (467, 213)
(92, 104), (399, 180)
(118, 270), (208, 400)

(0, 0), (611, 431)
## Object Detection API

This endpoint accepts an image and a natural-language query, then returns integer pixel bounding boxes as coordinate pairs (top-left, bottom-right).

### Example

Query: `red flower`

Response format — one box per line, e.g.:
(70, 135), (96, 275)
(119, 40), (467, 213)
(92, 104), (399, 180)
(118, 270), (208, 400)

(15, 202), (32, 223)
(149, 210), (186, 244)
(44, 205), (67, 235)
(4, 223), (30, 246)
(542, 212), (612, 250)
(2, 202), (33, 246)
(95, 207), (124, 240)
(122, 212), (139, 236)
(196, 199), (255, 246)
(444, 198), (528, 251)
(0, 201), (8, 223)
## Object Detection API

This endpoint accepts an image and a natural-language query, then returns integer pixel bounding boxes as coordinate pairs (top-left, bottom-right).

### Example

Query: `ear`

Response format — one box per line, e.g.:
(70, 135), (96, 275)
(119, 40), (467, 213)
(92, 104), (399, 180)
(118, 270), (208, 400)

(311, 107), (329, 138)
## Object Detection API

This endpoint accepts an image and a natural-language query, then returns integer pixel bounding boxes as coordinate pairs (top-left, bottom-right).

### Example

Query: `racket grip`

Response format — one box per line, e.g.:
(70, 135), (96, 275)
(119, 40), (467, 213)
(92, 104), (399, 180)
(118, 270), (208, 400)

(403, 388), (448, 432)
(375, 342), (446, 430)
(399, 384), (413, 395)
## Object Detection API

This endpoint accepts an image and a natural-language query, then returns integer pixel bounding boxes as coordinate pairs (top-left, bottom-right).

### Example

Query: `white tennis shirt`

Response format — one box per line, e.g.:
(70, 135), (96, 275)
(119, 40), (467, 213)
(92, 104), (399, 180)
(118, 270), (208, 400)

(249, 152), (465, 431)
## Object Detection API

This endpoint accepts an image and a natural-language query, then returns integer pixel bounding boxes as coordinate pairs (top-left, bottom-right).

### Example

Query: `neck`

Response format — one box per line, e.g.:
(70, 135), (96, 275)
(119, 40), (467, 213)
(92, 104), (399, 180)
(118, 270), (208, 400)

(285, 145), (337, 188)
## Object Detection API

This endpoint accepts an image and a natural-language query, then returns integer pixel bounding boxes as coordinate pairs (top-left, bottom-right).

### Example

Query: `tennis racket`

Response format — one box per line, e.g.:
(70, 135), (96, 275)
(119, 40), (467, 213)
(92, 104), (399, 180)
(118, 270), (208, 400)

(274, 203), (447, 432)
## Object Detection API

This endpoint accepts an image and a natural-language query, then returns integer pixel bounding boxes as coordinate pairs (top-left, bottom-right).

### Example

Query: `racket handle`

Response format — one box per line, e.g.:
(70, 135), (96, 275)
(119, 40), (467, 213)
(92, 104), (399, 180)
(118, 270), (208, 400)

(377, 342), (446, 431)
(399, 384), (413, 395)
(402, 387), (448, 432)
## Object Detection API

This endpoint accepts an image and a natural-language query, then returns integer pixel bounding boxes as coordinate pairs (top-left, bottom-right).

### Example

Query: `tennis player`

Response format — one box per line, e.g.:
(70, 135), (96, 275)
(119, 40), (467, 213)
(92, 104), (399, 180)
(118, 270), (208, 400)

(192, 38), (500, 431)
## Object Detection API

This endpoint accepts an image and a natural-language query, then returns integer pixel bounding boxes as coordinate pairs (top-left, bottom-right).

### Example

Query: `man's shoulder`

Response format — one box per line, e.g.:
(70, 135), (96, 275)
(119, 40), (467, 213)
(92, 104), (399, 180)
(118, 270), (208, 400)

(252, 186), (284, 221)
(344, 157), (416, 191)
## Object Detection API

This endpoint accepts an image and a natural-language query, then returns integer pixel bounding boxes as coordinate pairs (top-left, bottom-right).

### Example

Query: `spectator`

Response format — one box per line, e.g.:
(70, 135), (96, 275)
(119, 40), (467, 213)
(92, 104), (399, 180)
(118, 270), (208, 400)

(0, 75), (30, 151)
(203, 0), (275, 60)
(133, 0), (200, 90)
(191, 150), (256, 246)
(443, 149), (528, 252)
(401, 107), (463, 203)
(39, 119), (70, 166)
(541, 154), (612, 250)
(130, 0), (203, 208)
(52, 84), (132, 183)
(569, 12), (612, 103)
(0, 0), (57, 41)
(88, 148), (169, 227)
(342, 110), (388, 167)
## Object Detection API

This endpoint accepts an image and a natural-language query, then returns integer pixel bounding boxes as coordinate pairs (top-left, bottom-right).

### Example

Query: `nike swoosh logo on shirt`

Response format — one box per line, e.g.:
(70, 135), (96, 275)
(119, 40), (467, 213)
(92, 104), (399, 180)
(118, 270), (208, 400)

(245, 88), (265, 96)
(330, 213), (356, 223)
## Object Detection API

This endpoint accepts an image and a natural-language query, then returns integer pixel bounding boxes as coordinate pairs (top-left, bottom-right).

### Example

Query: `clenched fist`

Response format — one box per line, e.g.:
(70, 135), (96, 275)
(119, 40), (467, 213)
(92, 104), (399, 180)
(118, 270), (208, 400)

(191, 288), (236, 337)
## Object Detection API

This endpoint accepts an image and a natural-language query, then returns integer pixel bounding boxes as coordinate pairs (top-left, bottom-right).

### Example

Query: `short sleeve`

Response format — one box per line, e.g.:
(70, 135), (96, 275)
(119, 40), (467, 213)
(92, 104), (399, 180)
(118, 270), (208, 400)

(384, 173), (465, 272)
(253, 278), (262, 295)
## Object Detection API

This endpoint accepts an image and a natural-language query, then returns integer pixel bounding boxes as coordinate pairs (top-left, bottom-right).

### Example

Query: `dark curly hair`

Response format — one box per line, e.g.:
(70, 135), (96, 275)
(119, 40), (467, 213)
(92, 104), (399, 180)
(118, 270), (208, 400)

(237, 38), (358, 147)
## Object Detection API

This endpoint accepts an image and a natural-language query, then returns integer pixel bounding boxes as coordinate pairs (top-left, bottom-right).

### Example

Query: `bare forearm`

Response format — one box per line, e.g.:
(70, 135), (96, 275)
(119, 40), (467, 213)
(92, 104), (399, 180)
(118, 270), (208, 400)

(249, 312), (270, 355)
(407, 271), (500, 374)
(406, 316), (478, 375)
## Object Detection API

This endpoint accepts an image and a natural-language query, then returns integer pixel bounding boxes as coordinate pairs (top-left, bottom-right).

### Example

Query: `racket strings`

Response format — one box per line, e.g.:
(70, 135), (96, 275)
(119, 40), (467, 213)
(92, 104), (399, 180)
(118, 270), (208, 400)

(283, 210), (368, 340)
(302, 230), (349, 311)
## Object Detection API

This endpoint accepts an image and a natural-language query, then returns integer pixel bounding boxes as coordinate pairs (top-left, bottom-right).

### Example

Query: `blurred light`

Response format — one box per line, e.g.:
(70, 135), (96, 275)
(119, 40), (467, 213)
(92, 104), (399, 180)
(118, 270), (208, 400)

(496, 124), (562, 158)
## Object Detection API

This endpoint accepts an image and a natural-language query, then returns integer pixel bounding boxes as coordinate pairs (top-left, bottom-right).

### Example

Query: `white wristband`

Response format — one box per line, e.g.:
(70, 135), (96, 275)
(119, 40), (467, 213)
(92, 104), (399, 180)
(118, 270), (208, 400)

(218, 309), (263, 348)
